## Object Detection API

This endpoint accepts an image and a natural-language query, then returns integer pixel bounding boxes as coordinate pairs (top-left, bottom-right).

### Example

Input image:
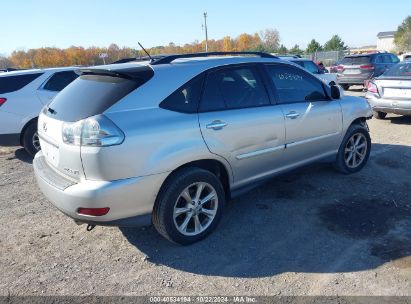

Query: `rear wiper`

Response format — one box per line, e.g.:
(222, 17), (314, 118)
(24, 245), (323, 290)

(48, 107), (56, 115)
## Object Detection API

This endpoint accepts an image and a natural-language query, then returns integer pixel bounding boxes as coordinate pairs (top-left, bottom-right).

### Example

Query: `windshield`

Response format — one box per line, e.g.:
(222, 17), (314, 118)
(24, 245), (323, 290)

(383, 63), (411, 77)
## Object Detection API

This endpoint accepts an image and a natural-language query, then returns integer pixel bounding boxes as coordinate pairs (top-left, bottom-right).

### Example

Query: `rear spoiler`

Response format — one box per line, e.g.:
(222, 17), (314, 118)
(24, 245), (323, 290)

(76, 66), (154, 82)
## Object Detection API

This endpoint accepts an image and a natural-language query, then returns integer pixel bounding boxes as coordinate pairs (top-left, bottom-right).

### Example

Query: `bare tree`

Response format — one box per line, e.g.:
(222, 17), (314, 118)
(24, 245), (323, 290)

(259, 28), (280, 52)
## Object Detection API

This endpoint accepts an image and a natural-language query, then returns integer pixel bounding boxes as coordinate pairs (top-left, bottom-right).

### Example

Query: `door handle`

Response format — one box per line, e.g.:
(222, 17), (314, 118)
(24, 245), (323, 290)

(285, 111), (300, 119)
(206, 120), (227, 130)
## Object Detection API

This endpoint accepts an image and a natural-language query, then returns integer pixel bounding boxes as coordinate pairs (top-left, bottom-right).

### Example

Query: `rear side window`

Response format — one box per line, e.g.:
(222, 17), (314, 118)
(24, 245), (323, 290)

(341, 56), (371, 65)
(0, 73), (43, 94)
(390, 54), (400, 63)
(265, 64), (328, 104)
(160, 75), (205, 113)
(200, 66), (270, 112)
(43, 71), (78, 92)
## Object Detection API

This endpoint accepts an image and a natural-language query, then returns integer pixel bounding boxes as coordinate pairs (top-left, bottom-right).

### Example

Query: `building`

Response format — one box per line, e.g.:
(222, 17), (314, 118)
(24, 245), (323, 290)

(377, 31), (396, 52)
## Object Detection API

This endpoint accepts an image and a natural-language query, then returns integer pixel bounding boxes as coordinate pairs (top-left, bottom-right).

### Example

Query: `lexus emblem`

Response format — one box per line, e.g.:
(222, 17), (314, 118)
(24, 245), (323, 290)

(43, 122), (47, 132)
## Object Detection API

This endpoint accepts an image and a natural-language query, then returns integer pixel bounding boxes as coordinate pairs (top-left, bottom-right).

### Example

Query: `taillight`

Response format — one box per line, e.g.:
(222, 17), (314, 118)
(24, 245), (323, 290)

(360, 64), (375, 70)
(367, 82), (379, 94)
(0, 98), (7, 106)
(77, 207), (110, 216)
(337, 65), (344, 71)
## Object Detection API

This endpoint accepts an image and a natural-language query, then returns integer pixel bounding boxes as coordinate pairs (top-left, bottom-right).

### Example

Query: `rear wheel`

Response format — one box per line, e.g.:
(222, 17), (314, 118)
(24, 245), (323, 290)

(153, 168), (225, 245)
(334, 124), (371, 174)
(373, 111), (387, 119)
(22, 121), (40, 157)
(341, 84), (350, 90)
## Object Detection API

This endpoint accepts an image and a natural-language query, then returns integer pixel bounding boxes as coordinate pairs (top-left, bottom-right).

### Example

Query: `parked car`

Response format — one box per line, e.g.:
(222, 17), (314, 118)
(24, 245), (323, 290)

(0, 67), (79, 155)
(282, 58), (338, 86)
(402, 52), (411, 62)
(33, 52), (372, 245)
(329, 60), (343, 73)
(337, 52), (400, 90)
(366, 61), (411, 119)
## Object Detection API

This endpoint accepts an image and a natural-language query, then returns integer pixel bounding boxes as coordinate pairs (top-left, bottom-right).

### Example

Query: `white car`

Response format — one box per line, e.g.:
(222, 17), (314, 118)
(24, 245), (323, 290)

(0, 67), (78, 155)
(280, 57), (338, 86)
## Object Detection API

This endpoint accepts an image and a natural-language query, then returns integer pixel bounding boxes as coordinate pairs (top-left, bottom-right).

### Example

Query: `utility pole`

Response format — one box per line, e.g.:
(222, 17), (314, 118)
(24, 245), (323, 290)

(203, 12), (209, 52)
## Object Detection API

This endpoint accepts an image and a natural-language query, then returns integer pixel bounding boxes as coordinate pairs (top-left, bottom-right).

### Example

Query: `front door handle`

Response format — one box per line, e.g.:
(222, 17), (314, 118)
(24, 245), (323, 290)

(285, 111), (300, 119)
(206, 120), (227, 130)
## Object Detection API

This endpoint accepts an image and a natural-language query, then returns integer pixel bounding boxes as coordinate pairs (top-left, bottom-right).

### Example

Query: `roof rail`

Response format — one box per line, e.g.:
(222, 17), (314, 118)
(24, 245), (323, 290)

(150, 52), (278, 65)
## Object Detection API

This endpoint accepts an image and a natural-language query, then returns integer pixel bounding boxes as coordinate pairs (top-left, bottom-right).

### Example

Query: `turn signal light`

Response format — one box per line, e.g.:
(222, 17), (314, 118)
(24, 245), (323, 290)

(77, 207), (110, 216)
(367, 82), (379, 94)
(0, 98), (7, 106)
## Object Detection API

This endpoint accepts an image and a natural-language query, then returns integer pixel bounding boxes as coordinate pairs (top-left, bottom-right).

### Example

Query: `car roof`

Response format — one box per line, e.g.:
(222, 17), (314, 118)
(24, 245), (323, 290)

(0, 66), (79, 77)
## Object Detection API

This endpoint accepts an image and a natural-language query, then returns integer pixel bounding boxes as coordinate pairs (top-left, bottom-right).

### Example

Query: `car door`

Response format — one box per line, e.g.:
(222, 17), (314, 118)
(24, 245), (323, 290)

(198, 64), (286, 187)
(264, 63), (343, 167)
(37, 71), (78, 105)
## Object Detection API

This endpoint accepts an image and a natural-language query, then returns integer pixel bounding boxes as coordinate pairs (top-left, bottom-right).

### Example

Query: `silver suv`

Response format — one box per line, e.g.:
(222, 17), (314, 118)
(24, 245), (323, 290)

(33, 52), (373, 244)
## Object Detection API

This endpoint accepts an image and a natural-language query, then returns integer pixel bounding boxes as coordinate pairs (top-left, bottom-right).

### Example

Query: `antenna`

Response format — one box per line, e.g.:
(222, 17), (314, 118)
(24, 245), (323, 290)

(138, 42), (153, 62)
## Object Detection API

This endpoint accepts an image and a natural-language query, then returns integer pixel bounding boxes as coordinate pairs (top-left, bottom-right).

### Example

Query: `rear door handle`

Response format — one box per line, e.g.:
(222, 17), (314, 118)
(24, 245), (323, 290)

(285, 111), (300, 119)
(206, 120), (227, 130)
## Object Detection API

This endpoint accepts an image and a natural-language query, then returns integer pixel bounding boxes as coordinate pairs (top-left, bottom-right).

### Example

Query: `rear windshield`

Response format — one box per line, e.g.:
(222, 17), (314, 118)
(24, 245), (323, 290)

(46, 72), (151, 122)
(0, 73), (43, 94)
(341, 56), (371, 65)
(383, 63), (411, 77)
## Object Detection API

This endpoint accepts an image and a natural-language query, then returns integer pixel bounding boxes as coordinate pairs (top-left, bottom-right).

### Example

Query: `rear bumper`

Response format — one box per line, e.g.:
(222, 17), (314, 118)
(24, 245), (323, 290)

(33, 152), (169, 227)
(366, 95), (411, 115)
(337, 74), (370, 85)
(0, 133), (20, 146)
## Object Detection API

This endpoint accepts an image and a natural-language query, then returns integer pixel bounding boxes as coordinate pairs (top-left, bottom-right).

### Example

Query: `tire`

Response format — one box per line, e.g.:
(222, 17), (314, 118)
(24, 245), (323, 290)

(22, 121), (40, 157)
(341, 84), (350, 90)
(373, 111), (387, 119)
(153, 167), (225, 245)
(334, 123), (371, 174)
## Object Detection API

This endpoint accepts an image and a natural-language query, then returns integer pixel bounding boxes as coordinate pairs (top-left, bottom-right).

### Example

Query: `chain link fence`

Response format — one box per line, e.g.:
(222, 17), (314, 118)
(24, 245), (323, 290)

(302, 50), (347, 66)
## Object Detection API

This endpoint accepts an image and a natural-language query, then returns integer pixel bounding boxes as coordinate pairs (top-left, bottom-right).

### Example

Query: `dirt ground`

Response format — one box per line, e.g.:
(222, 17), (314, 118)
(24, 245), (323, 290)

(1, 88), (410, 297)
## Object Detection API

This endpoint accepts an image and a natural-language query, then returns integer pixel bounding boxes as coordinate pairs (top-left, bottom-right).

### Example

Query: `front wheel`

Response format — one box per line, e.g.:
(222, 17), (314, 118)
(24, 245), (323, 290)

(152, 168), (225, 245)
(22, 121), (41, 157)
(334, 124), (371, 174)
(341, 84), (350, 90)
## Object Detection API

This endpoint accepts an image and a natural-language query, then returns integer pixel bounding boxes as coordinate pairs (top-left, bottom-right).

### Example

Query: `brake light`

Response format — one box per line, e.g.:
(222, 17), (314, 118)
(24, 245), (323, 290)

(337, 65), (344, 71)
(0, 98), (7, 106)
(367, 82), (379, 94)
(360, 64), (375, 70)
(77, 207), (110, 216)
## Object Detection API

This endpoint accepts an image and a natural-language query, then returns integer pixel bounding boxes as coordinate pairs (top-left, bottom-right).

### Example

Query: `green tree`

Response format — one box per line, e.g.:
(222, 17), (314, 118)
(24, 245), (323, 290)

(277, 44), (288, 54)
(323, 35), (347, 51)
(306, 39), (323, 54)
(289, 44), (304, 55)
(394, 16), (411, 52)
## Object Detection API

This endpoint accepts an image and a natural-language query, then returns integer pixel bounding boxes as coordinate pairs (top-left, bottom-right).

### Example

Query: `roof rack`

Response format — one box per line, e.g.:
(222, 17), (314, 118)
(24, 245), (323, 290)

(150, 52), (278, 65)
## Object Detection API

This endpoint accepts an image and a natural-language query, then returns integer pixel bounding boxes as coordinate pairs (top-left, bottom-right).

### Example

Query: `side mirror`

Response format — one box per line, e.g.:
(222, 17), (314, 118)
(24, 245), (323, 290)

(331, 85), (341, 99)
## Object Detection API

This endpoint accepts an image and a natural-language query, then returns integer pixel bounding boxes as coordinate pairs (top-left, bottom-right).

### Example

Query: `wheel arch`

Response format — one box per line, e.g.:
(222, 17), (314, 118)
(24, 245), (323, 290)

(19, 117), (38, 146)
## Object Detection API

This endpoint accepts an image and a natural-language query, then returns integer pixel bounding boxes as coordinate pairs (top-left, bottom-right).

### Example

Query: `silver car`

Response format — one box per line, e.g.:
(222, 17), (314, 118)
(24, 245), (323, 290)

(33, 52), (373, 244)
(366, 62), (411, 119)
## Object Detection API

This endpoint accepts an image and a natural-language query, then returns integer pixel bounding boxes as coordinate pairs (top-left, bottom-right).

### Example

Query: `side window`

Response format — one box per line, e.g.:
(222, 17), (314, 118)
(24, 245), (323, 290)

(160, 74), (205, 113)
(265, 64), (328, 104)
(375, 56), (383, 63)
(390, 54), (400, 64)
(0, 73), (43, 94)
(43, 71), (78, 92)
(303, 61), (320, 74)
(200, 66), (270, 112)
(383, 55), (392, 64)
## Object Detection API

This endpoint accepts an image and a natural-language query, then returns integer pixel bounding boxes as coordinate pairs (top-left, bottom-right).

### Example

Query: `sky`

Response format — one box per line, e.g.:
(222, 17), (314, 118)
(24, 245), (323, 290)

(1, 0), (410, 55)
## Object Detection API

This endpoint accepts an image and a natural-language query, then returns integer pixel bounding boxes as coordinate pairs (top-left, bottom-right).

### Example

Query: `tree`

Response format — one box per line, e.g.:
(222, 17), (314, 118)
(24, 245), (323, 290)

(259, 28), (280, 52)
(277, 44), (288, 54)
(289, 44), (304, 55)
(394, 16), (411, 52)
(222, 36), (233, 51)
(323, 35), (347, 51)
(306, 39), (323, 54)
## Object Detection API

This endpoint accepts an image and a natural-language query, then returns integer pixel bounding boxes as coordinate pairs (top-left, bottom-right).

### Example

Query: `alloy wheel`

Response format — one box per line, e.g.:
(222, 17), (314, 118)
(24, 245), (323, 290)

(344, 133), (367, 169)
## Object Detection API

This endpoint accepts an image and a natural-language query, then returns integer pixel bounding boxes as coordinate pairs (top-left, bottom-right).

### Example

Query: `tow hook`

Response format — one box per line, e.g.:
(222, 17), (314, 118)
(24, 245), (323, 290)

(86, 224), (96, 232)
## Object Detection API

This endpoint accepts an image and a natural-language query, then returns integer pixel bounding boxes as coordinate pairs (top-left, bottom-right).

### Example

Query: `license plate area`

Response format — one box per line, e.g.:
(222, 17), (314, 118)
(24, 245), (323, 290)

(384, 88), (411, 99)
(41, 140), (59, 167)
(344, 69), (361, 75)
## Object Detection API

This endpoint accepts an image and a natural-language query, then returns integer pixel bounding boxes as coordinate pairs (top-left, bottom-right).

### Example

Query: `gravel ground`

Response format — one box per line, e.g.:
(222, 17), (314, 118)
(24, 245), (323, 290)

(1, 88), (410, 297)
